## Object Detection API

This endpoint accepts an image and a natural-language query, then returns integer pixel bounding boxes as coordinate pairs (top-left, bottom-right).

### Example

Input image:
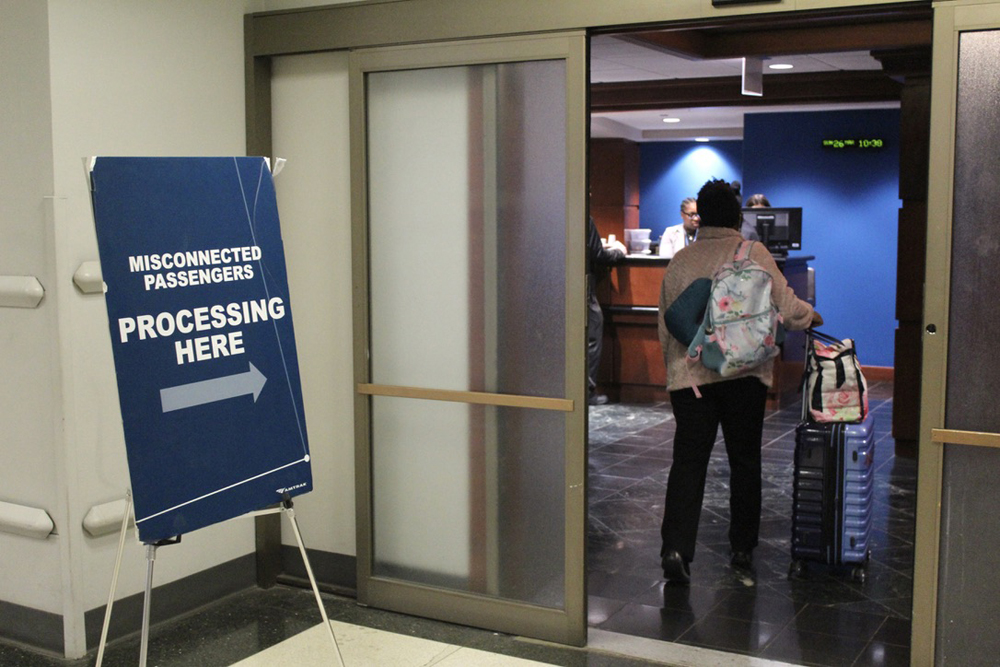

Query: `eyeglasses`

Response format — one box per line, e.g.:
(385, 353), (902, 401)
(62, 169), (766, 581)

(682, 211), (700, 219)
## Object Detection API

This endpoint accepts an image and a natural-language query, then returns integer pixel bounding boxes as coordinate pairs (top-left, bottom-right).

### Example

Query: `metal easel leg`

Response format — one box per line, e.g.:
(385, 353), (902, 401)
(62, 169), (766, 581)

(95, 492), (133, 667)
(283, 498), (345, 666)
(138, 542), (157, 667)
(134, 534), (180, 667)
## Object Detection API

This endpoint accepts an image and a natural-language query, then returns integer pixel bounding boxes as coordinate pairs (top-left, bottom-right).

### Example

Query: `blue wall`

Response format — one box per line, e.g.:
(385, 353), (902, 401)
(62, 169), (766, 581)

(638, 108), (900, 366)
(639, 141), (742, 240)
(742, 109), (899, 366)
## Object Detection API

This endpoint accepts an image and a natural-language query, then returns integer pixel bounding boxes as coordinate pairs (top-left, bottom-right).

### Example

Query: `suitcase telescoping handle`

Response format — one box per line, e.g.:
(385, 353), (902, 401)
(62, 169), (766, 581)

(801, 329), (816, 422)
(807, 329), (843, 346)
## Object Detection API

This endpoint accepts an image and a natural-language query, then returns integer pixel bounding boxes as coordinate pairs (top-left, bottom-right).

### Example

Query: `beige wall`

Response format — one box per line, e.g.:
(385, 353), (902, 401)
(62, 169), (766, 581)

(270, 52), (356, 555)
(0, 0), (266, 657)
(0, 0), (62, 616)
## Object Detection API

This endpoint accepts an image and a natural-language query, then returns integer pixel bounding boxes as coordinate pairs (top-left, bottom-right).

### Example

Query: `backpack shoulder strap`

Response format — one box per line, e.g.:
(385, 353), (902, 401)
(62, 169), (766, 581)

(733, 239), (754, 261)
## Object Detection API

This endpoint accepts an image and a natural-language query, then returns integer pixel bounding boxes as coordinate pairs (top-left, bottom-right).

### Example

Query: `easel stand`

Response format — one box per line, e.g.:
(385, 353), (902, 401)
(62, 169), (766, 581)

(96, 494), (345, 667)
(252, 496), (345, 666)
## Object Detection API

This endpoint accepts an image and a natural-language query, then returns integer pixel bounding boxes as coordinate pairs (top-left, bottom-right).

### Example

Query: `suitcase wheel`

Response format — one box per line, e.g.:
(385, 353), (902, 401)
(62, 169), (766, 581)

(848, 550), (872, 583)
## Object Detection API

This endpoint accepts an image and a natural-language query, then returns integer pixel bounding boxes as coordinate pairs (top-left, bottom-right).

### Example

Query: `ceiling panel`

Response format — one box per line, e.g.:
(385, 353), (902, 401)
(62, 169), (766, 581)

(589, 33), (903, 142)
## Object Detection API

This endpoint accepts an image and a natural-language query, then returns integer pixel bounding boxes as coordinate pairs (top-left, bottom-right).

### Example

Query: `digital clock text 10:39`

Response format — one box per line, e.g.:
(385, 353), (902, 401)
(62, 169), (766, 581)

(822, 138), (885, 149)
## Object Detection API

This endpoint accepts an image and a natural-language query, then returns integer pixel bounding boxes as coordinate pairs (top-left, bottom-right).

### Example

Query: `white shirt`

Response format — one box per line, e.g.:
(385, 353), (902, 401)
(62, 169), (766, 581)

(658, 224), (697, 258)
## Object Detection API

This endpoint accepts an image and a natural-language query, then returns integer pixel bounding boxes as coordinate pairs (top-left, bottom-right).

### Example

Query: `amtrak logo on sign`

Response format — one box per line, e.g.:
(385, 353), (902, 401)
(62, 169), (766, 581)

(89, 157), (312, 544)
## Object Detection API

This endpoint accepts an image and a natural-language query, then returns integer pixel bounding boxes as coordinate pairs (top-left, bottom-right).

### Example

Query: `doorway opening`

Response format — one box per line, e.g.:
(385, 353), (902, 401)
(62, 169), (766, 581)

(585, 6), (929, 665)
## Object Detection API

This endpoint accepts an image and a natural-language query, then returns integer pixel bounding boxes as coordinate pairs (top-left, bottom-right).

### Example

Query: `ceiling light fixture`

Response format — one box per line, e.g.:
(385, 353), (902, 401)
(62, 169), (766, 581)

(662, 117), (681, 123)
(695, 138), (710, 143)
(769, 63), (794, 70)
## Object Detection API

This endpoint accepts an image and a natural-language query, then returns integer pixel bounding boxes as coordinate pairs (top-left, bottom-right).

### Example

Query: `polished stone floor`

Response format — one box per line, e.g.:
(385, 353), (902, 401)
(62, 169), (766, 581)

(586, 380), (916, 667)
(0, 586), (664, 667)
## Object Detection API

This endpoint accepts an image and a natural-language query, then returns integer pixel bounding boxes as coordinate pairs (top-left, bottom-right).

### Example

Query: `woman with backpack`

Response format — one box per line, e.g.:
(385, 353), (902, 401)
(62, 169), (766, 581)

(656, 178), (822, 583)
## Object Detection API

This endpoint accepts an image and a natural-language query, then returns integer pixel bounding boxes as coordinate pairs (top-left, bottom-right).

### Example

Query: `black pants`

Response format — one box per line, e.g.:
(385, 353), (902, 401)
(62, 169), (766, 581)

(661, 376), (767, 562)
(587, 291), (603, 391)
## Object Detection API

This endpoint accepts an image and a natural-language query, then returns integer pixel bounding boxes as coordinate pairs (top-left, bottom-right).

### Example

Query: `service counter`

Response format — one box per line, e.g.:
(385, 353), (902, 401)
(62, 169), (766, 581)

(595, 254), (815, 405)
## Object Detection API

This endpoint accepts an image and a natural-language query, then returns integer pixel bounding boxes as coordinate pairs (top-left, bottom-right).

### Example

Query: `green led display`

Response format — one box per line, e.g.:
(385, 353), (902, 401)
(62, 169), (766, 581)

(822, 138), (886, 149)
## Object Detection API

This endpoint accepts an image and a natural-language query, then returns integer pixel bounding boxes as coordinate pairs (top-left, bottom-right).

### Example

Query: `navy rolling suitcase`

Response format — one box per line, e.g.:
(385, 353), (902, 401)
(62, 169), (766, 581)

(789, 415), (875, 580)
(790, 331), (875, 581)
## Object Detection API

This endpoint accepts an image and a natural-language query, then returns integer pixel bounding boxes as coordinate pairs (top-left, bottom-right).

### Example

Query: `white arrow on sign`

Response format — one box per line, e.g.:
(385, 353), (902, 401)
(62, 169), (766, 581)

(160, 362), (267, 413)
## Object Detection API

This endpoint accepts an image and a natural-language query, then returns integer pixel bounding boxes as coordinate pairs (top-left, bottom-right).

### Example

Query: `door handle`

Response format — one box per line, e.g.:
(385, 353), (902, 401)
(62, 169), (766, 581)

(357, 383), (574, 412)
(931, 428), (1000, 449)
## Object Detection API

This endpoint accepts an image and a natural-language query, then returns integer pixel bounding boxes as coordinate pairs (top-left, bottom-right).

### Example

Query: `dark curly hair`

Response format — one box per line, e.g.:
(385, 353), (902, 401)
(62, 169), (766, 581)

(695, 178), (741, 229)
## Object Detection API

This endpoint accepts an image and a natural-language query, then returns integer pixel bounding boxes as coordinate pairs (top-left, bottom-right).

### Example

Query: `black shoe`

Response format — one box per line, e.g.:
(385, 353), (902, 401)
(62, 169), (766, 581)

(588, 393), (609, 406)
(662, 550), (690, 584)
(730, 550), (753, 571)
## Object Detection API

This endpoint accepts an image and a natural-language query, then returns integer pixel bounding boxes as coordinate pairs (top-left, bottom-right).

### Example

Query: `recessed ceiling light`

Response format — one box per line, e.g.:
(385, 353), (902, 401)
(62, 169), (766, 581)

(769, 63), (794, 70)
(662, 116), (681, 123)
(695, 138), (710, 143)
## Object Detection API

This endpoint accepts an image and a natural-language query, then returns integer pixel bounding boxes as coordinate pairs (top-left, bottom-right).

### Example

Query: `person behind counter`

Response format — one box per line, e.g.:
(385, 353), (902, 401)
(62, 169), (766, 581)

(658, 197), (699, 259)
(656, 178), (822, 583)
(587, 217), (626, 405)
(740, 193), (770, 242)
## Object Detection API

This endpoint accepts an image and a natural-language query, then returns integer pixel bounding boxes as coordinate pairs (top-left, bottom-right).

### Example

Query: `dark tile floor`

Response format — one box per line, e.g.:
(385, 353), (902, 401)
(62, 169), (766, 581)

(587, 380), (916, 667)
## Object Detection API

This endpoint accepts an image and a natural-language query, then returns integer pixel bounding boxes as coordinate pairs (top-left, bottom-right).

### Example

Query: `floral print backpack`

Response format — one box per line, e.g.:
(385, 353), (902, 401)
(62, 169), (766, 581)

(688, 240), (785, 384)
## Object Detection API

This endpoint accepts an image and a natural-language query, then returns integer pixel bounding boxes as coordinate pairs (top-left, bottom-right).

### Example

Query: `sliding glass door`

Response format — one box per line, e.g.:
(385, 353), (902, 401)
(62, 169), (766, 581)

(915, 2), (1000, 662)
(350, 34), (588, 645)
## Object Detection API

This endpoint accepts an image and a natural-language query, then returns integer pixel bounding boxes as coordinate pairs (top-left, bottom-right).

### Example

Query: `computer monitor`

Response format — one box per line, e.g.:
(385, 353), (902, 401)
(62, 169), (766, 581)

(741, 207), (802, 255)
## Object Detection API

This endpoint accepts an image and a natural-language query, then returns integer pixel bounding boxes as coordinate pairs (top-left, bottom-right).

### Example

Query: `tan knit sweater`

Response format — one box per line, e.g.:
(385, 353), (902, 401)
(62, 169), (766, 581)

(657, 226), (815, 392)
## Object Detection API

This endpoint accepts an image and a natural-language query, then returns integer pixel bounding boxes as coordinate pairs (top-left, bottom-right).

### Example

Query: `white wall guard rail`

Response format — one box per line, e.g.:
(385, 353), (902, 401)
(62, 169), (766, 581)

(0, 500), (55, 539)
(83, 498), (132, 537)
(73, 261), (104, 294)
(0, 276), (44, 308)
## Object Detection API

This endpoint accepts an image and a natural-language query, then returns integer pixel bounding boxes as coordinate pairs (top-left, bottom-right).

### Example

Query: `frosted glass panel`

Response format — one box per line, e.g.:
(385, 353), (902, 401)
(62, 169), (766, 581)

(372, 397), (565, 605)
(938, 29), (1000, 665)
(368, 66), (475, 391)
(945, 30), (1000, 433)
(367, 61), (566, 396)
(366, 60), (567, 608)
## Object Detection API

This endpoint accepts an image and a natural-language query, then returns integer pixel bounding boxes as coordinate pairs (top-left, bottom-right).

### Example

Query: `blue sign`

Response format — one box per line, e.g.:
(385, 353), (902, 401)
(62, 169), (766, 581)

(89, 157), (312, 543)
